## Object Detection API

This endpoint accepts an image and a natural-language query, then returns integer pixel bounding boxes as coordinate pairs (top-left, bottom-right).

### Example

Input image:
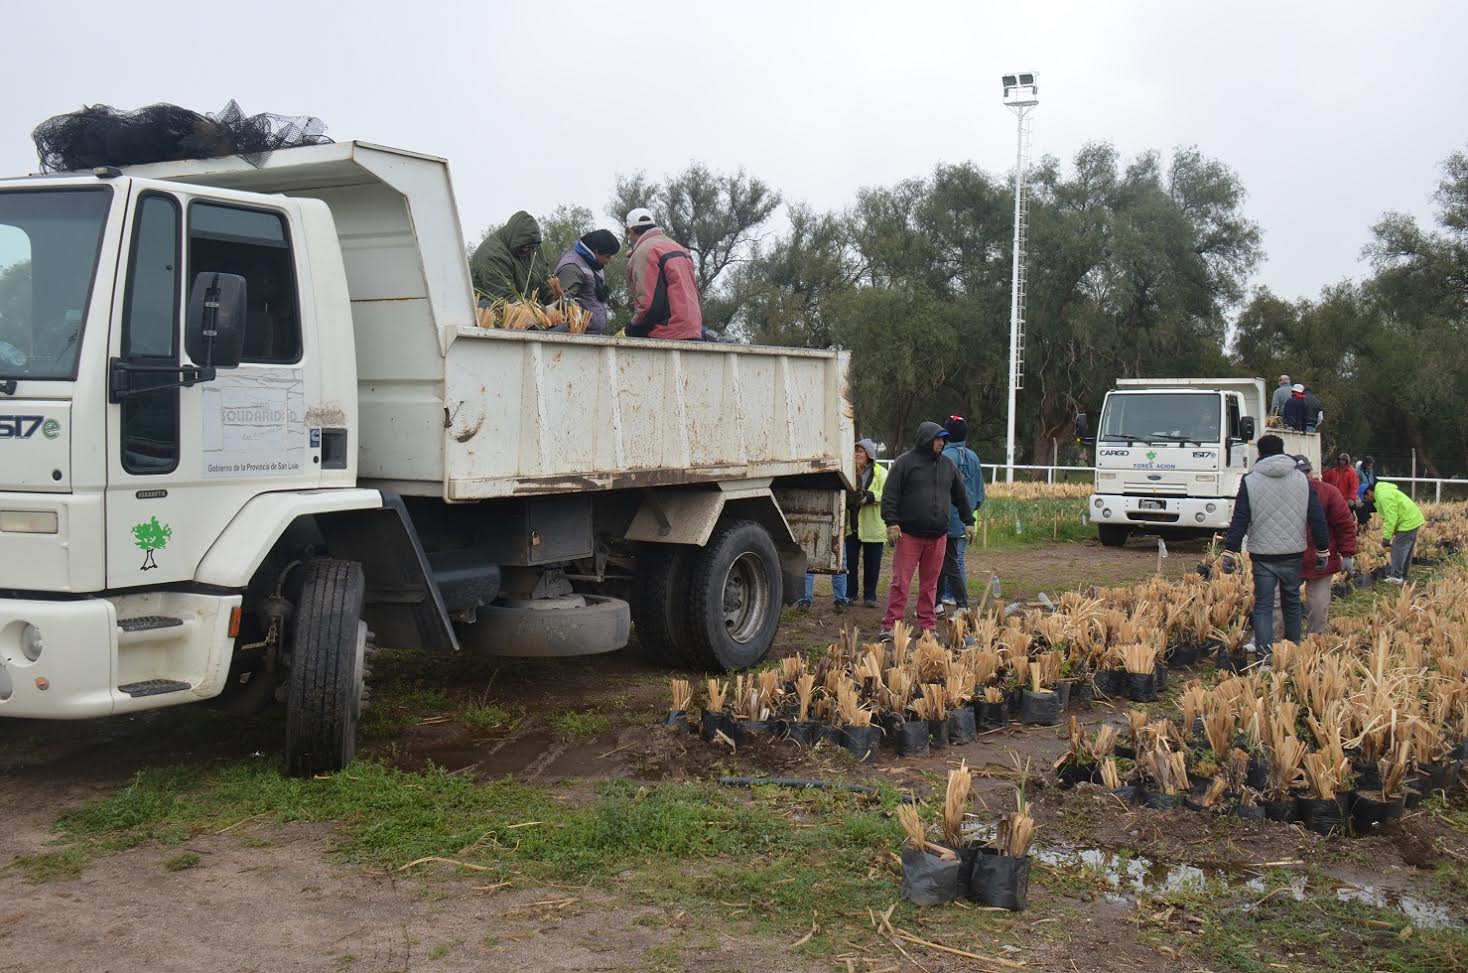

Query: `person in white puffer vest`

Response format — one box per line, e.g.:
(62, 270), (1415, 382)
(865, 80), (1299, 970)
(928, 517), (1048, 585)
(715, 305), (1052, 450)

(1220, 434), (1331, 663)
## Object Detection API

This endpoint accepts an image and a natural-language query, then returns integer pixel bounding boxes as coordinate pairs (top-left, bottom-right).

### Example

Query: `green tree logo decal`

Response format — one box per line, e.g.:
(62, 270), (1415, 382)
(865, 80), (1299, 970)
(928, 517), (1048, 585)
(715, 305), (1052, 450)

(131, 517), (173, 571)
(1145, 450), (1158, 461)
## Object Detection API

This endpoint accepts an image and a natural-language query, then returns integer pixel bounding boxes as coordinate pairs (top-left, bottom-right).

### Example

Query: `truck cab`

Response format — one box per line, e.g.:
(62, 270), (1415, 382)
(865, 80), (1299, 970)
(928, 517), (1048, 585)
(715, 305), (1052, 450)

(0, 144), (851, 774)
(1082, 378), (1320, 546)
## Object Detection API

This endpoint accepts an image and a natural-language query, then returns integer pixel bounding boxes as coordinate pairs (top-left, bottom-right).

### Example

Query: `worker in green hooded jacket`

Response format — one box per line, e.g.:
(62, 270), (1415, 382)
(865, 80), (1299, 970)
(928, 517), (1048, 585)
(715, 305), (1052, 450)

(470, 211), (554, 301)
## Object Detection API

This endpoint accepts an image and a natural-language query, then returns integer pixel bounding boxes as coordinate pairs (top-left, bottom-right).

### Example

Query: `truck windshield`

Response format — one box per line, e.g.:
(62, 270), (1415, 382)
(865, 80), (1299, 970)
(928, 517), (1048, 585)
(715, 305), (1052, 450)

(0, 188), (112, 381)
(1099, 393), (1220, 445)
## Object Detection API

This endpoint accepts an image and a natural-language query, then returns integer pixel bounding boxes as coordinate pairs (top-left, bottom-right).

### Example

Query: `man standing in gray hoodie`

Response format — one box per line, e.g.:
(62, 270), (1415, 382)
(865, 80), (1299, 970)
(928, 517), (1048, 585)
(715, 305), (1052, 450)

(1221, 434), (1331, 661)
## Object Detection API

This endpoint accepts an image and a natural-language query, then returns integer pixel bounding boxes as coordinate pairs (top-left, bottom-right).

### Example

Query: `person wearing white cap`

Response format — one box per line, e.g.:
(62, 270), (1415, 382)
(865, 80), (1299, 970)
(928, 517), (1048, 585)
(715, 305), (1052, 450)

(622, 208), (703, 340)
(1281, 383), (1309, 431)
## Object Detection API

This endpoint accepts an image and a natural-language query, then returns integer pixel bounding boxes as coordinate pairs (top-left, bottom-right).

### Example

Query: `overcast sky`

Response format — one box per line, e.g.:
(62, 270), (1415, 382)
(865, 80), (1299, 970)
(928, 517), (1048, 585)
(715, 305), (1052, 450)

(6, 0), (1465, 303)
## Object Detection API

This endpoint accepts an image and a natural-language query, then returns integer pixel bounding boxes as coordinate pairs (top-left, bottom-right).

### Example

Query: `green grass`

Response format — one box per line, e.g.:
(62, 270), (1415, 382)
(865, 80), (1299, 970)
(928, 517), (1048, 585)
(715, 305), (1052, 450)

(6, 847), (88, 884)
(974, 496), (1093, 547)
(545, 709), (614, 740)
(458, 704), (521, 733)
(163, 851), (200, 872)
(1191, 890), (1463, 972)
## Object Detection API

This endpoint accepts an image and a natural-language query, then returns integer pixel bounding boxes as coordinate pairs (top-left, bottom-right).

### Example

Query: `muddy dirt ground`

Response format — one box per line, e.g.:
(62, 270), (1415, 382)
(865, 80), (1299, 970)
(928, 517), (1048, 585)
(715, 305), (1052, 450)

(3, 537), (1465, 973)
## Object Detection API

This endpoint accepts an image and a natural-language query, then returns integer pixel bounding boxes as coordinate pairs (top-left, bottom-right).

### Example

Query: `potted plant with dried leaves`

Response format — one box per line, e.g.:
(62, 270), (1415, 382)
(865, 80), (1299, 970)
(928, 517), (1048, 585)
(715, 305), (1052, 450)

(1013, 661), (1058, 726)
(971, 778), (1037, 911)
(1122, 642), (1160, 702)
(912, 684), (951, 748)
(1353, 740), (1413, 832)
(665, 678), (693, 729)
(898, 801), (960, 906)
(700, 679), (737, 744)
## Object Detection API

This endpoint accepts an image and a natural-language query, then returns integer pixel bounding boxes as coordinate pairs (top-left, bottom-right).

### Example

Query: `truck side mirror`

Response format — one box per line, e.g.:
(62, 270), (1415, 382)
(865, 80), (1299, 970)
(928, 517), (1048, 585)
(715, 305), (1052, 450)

(185, 272), (247, 371)
(1238, 416), (1257, 441)
(1074, 411), (1089, 440)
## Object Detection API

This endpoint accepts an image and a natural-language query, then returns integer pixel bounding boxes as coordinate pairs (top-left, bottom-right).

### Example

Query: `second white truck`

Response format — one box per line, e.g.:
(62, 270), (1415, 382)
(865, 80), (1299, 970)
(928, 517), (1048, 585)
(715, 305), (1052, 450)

(1078, 377), (1320, 547)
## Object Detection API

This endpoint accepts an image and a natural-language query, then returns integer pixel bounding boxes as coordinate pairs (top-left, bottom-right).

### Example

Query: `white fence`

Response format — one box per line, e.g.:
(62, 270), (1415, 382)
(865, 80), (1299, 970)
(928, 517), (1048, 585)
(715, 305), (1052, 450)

(879, 459), (1468, 500)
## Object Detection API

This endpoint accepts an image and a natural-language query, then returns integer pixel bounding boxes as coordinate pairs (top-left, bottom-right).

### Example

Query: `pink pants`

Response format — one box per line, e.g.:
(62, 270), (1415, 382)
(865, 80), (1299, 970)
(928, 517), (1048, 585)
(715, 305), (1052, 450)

(883, 533), (948, 632)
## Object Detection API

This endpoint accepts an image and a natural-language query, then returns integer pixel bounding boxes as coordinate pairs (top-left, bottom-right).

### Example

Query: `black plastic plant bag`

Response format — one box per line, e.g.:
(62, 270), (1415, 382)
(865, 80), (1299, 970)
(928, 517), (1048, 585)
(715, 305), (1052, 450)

(1126, 672), (1158, 703)
(1092, 670), (1125, 698)
(901, 847), (961, 906)
(1296, 795), (1349, 835)
(977, 700), (1008, 730)
(1019, 689), (1061, 726)
(946, 706), (978, 744)
(892, 720), (930, 757)
(841, 725), (882, 762)
(968, 848), (1031, 911)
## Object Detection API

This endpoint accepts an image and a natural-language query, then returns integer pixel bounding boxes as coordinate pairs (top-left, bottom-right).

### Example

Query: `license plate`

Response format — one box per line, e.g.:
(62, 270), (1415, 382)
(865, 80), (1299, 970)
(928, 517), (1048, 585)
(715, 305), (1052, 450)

(1139, 499), (1166, 510)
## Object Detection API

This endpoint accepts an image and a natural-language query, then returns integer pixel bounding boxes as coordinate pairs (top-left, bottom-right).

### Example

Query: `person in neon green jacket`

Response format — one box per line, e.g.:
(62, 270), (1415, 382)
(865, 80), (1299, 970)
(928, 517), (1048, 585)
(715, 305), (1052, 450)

(800, 439), (888, 610)
(1364, 480), (1425, 583)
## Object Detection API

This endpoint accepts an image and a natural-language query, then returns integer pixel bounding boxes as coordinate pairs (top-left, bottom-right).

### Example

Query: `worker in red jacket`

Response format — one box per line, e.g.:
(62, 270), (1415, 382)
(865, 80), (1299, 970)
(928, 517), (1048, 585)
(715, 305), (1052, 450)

(623, 208), (703, 340)
(1276, 455), (1358, 636)
(1321, 452), (1360, 516)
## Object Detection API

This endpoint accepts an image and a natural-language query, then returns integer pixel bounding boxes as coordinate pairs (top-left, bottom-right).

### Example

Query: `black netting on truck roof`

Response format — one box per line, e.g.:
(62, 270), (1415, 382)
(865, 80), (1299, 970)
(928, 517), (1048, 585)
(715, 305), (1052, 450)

(31, 99), (333, 173)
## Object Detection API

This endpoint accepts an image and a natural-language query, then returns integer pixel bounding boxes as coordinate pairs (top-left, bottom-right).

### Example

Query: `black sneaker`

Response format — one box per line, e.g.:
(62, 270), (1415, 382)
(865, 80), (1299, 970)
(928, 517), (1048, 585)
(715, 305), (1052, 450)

(863, 598), (878, 609)
(879, 629), (894, 642)
(795, 599), (812, 611)
(833, 600), (848, 614)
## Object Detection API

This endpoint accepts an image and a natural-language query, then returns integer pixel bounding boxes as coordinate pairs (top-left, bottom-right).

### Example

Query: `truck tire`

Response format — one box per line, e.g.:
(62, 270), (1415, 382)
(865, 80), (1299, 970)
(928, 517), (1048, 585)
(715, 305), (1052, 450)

(285, 558), (367, 777)
(1097, 525), (1131, 548)
(686, 519), (783, 671)
(458, 594), (630, 657)
(630, 545), (694, 666)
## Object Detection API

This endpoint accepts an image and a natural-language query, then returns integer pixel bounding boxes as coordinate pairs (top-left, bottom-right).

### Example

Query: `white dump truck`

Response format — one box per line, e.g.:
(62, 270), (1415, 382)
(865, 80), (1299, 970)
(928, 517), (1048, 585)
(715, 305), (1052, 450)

(1078, 377), (1320, 547)
(0, 141), (851, 773)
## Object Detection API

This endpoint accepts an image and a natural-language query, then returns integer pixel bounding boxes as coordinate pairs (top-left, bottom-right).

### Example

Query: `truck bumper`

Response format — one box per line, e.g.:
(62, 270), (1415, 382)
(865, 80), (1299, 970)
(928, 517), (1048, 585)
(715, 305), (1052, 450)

(0, 590), (239, 719)
(1088, 494), (1233, 531)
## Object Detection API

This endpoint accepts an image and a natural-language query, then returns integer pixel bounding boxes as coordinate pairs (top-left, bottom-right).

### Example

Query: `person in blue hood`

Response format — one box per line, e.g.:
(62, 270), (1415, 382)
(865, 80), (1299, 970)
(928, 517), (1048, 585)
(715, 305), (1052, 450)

(936, 415), (984, 615)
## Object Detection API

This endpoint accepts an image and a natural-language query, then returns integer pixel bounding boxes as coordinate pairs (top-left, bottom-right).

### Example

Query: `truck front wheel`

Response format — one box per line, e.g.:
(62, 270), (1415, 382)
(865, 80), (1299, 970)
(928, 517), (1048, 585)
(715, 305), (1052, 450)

(285, 558), (367, 777)
(686, 520), (783, 671)
(1097, 524), (1131, 548)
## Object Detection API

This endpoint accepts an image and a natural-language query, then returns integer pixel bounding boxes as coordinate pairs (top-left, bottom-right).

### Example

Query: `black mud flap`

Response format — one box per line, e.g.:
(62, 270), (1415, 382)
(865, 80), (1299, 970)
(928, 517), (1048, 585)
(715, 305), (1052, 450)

(317, 491), (459, 653)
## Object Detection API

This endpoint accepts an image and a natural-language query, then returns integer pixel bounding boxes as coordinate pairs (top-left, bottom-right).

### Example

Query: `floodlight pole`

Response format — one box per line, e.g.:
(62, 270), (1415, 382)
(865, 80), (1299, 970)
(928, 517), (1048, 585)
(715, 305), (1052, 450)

(1004, 100), (1034, 484)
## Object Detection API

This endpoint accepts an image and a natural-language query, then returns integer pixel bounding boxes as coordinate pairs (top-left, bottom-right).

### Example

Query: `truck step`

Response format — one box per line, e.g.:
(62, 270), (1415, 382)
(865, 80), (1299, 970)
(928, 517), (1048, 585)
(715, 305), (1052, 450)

(118, 679), (192, 698)
(118, 615), (185, 633)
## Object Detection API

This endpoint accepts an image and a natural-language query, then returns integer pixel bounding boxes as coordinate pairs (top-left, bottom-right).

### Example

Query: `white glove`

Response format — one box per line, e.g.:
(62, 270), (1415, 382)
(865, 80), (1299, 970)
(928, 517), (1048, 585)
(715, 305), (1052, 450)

(1341, 556), (1355, 574)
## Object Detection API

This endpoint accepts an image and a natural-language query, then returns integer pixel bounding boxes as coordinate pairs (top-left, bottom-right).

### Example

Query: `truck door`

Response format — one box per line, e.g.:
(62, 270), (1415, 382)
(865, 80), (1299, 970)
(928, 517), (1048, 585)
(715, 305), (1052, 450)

(105, 191), (320, 587)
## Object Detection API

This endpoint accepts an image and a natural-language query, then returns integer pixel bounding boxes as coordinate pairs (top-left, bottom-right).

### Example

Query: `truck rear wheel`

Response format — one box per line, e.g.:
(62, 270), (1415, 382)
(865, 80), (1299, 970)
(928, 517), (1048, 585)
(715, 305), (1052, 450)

(686, 519), (783, 671)
(1097, 525), (1131, 548)
(285, 558), (367, 777)
(630, 544), (694, 666)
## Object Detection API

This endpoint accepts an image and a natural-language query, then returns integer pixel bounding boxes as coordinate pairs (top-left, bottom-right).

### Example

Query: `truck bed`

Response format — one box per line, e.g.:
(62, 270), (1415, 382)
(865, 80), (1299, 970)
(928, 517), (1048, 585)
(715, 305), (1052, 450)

(435, 328), (850, 501)
(123, 142), (854, 500)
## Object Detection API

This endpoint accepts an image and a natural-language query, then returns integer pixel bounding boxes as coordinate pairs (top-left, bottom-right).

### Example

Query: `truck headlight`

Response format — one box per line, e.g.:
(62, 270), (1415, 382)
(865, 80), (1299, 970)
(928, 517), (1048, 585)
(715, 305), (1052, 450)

(1102, 508), (1113, 519)
(1195, 474), (1217, 483)
(1098, 472), (1116, 480)
(1094, 498), (1104, 508)
(21, 624), (43, 662)
(1206, 503), (1217, 514)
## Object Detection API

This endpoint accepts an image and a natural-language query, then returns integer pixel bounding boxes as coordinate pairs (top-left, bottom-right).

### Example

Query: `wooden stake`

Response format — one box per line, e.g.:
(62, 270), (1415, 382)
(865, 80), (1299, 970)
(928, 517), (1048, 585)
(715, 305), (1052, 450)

(982, 517), (989, 547)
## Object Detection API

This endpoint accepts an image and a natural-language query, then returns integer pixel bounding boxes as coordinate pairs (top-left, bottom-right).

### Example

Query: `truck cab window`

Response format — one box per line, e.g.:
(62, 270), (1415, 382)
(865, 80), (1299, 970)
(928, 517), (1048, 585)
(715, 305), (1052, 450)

(188, 203), (301, 363)
(120, 193), (181, 474)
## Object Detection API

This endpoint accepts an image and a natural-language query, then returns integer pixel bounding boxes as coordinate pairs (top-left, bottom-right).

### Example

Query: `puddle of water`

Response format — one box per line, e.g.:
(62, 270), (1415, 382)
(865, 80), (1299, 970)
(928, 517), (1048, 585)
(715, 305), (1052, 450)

(1038, 845), (1461, 929)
